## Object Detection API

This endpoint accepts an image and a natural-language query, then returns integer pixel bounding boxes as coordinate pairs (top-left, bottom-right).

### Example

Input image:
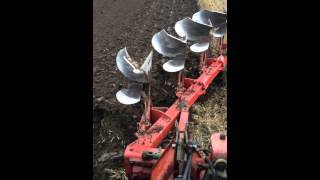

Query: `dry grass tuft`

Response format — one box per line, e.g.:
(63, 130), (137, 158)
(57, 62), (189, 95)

(189, 76), (227, 149)
(104, 168), (128, 180)
(198, 0), (226, 12)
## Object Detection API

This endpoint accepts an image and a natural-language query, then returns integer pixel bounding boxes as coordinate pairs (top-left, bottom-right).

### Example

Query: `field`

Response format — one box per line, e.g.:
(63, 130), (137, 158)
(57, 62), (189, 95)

(93, 0), (226, 179)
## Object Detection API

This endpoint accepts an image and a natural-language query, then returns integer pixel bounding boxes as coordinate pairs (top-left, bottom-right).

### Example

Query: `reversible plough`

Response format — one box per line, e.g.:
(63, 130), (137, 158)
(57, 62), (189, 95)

(115, 9), (227, 180)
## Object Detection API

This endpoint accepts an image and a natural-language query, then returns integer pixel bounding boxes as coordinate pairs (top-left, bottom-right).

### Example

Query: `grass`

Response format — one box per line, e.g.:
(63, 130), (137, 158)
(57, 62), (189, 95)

(104, 168), (128, 180)
(189, 76), (227, 149)
(198, 0), (226, 12)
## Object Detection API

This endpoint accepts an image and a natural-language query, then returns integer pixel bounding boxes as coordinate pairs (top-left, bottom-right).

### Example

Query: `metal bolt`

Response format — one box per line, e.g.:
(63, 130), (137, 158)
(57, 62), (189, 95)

(220, 133), (226, 140)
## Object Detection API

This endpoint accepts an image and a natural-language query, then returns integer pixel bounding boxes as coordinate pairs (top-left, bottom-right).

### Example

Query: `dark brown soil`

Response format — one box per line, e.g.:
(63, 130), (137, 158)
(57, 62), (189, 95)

(93, 0), (198, 179)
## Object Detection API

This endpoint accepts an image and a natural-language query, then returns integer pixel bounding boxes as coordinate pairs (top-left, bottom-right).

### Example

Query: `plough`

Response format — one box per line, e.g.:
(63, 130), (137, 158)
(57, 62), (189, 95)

(115, 9), (227, 180)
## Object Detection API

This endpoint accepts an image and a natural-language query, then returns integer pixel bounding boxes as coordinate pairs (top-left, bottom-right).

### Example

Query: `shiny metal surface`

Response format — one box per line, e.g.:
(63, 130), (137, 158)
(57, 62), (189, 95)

(116, 83), (143, 105)
(140, 50), (153, 76)
(174, 17), (211, 42)
(190, 41), (210, 53)
(116, 47), (152, 83)
(162, 59), (185, 72)
(151, 29), (186, 57)
(212, 22), (227, 38)
(192, 10), (227, 28)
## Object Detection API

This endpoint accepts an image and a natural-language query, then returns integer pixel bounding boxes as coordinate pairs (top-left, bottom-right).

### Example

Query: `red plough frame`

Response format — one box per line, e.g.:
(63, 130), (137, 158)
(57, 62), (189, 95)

(124, 52), (227, 179)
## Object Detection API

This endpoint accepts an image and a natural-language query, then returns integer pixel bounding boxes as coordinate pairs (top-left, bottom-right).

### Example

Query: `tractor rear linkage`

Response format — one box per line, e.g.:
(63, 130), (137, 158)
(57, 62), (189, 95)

(124, 53), (227, 180)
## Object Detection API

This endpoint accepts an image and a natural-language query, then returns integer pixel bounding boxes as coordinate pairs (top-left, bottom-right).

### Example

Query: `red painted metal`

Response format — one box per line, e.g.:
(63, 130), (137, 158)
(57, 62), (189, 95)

(210, 133), (227, 160)
(178, 110), (189, 132)
(150, 107), (169, 124)
(223, 43), (227, 49)
(124, 146), (165, 178)
(124, 53), (227, 179)
(150, 109), (189, 180)
(191, 152), (206, 180)
(150, 143), (175, 180)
